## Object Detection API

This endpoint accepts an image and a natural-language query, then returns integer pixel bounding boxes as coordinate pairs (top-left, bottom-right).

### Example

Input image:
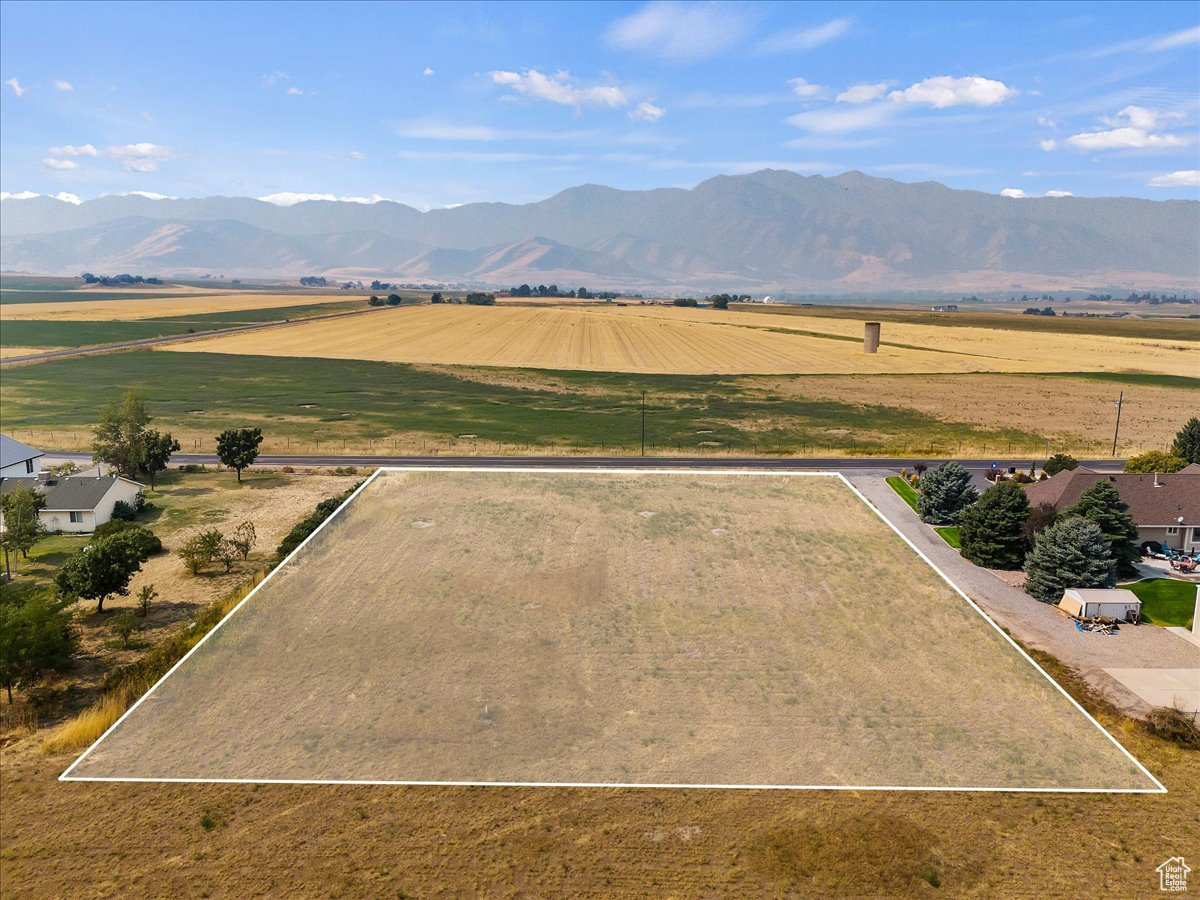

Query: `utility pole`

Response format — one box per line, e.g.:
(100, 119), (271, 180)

(1111, 391), (1124, 457)
(640, 390), (646, 457)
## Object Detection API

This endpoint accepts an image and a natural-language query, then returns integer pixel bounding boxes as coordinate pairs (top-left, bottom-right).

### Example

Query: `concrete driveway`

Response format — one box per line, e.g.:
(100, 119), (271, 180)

(848, 473), (1200, 717)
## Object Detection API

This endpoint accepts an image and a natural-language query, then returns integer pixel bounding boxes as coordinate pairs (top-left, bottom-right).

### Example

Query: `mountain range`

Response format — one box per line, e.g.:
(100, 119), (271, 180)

(2, 170), (1197, 292)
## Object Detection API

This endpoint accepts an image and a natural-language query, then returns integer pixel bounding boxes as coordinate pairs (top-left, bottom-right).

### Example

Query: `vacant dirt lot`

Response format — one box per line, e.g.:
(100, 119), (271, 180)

(69, 470), (1151, 790)
(163, 302), (1197, 376)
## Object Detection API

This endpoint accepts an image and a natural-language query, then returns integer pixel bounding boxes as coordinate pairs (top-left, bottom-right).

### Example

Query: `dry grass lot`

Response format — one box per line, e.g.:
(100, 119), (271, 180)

(0, 291), (356, 321)
(165, 302), (1198, 376)
(0, 345), (65, 359)
(69, 470), (1151, 790)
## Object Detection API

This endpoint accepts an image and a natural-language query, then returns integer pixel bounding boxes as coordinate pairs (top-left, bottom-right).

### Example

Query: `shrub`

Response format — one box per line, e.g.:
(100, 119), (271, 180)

(1041, 453), (1078, 477)
(1023, 502), (1058, 549)
(111, 500), (136, 521)
(1124, 449), (1187, 474)
(136, 584), (157, 618)
(959, 482), (1030, 570)
(1024, 516), (1116, 604)
(1145, 703), (1199, 747)
(109, 610), (138, 648)
(916, 462), (979, 525)
(93, 524), (161, 560)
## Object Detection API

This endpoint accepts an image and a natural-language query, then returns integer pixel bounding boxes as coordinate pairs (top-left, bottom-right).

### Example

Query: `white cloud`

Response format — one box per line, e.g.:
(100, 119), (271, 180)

(1036, 115), (1056, 127)
(257, 192), (392, 206)
(1062, 106), (1188, 151)
(262, 71), (289, 87)
(423, 67), (435, 76)
(489, 69), (627, 109)
(106, 142), (175, 172)
(1066, 127), (1186, 150)
(1146, 25), (1200, 52)
(396, 149), (562, 163)
(52, 192), (81, 204)
(142, 110), (156, 124)
(48, 143), (99, 157)
(788, 77), (826, 98)
(396, 121), (505, 141)
(889, 75), (1016, 108)
(4, 77), (26, 97)
(784, 135), (890, 149)
(787, 103), (895, 133)
(0, 190), (39, 200)
(1103, 105), (1161, 130)
(836, 82), (888, 104)
(121, 191), (177, 200)
(1000, 188), (1026, 198)
(1148, 170), (1200, 187)
(287, 86), (305, 96)
(759, 17), (852, 53)
(347, 150), (366, 160)
(53, 80), (74, 92)
(1039, 139), (1057, 151)
(1044, 190), (1074, 198)
(605, 1), (749, 63)
(629, 101), (665, 122)
(43, 158), (79, 170)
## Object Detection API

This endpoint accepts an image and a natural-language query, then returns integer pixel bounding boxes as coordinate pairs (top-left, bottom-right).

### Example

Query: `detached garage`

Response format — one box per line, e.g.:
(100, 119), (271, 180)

(1058, 588), (1142, 623)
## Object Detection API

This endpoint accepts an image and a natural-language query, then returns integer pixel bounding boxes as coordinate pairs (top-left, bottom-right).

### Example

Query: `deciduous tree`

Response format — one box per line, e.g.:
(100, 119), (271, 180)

(216, 427), (263, 482)
(0, 593), (77, 703)
(92, 390), (151, 477)
(141, 429), (180, 489)
(55, 532), (145, 613)
(1124, 449), (1187, 474)
(0, 486), (46, 577)
(1041, 453), (1078, 477)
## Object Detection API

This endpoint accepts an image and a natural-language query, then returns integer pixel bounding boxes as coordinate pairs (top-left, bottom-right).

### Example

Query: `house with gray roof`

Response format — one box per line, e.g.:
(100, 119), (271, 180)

(0, 473), (145, 534)
(1024, 467), (1199, 555)
(0, 435), (45, 477)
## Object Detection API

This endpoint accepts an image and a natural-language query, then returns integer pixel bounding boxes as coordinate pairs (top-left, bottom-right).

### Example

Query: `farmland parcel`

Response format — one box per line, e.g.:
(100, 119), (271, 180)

(66, 470), (1155, 790)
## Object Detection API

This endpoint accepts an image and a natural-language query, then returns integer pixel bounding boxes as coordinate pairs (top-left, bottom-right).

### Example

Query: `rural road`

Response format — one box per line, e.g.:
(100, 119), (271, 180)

(0, 303), (394, 366)
(43, 451), (1127, 475)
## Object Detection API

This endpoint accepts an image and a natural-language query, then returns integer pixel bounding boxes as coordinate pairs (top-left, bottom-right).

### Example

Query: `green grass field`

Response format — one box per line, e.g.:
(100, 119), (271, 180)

(1124, 578), (1197, 628)
(936, 526), (962, 548)
(886, 475), (920, 510)
(0, 351), (1049, 454)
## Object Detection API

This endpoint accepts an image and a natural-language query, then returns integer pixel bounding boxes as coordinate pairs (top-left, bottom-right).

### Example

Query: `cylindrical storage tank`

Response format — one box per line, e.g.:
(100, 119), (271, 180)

(864, 322), (881, 353)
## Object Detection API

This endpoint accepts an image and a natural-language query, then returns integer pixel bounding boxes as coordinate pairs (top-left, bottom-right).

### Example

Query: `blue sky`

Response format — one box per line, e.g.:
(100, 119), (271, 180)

(1, 0), (1197, 208)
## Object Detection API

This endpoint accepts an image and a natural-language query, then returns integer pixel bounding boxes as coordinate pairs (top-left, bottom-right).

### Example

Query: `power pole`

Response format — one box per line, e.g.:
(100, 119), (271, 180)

(1111, 391), (1123, 457)
(640, 390), (646, 457)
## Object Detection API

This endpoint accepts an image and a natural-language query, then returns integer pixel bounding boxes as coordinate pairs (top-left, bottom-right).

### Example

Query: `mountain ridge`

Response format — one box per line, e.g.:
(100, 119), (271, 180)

(3, 170), (1197, 291)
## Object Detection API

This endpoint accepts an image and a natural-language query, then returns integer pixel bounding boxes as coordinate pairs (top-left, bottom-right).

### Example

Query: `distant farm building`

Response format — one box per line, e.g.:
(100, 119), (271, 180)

(930, 304), (959, 312)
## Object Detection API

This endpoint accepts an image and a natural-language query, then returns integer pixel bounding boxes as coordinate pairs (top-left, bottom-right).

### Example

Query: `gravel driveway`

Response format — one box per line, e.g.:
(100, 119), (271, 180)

(847, 473), (1200, 716)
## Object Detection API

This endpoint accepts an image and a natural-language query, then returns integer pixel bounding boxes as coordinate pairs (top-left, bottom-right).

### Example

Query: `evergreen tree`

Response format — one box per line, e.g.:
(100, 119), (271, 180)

(1024, 516), (1116, 604)
(959, 481), (1030, 569)
(1172, 417), (1200, 464)
(916, 462), (979, 525)
(1064, 480), (1141, 575)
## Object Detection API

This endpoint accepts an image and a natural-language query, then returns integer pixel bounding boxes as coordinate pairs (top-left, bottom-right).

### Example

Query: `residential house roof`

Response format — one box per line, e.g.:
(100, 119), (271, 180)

(1024, 468), (1199, 526)
(0, 434), (45, 468)
(0, 474), (144, 511)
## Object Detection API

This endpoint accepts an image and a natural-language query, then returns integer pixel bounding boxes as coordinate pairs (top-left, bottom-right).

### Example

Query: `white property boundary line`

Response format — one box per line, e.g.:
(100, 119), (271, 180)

(61, 467), (1165, 794)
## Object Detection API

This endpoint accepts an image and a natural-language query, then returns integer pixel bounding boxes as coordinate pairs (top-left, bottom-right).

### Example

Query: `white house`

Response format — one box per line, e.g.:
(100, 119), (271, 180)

(0, 435), (44, 477)
(0, 474), (145, 534)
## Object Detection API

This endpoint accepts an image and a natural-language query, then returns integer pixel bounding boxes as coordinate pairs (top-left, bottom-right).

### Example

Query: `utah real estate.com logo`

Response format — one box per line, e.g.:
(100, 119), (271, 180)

(1158, 858), (1190, 893)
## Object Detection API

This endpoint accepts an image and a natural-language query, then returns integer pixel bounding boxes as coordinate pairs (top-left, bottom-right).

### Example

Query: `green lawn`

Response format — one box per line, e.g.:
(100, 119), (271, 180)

(1123, 578), (1197, 628)
(0, 533), (89, 606)
(886, 476), (920, 511)
(0, 351), (1052, 455)
(935, 526), (962, 549)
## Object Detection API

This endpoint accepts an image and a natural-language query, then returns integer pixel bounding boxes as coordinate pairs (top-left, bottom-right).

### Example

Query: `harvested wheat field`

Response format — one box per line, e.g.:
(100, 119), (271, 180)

(164, 302), (1197, 375)
(0, 291), (353, 321)
(67, 469), (1155, 790)
(0, 344), (63, 358)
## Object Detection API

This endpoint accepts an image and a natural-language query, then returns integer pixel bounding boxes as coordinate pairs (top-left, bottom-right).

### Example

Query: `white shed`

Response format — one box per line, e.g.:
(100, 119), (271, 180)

(1058, 588), (1142, 623)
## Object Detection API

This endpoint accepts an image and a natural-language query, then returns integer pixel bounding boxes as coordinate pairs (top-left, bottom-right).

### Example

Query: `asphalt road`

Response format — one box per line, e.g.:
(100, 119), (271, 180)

(0, 303), (393, 366)
(43, 451), (1126, 475)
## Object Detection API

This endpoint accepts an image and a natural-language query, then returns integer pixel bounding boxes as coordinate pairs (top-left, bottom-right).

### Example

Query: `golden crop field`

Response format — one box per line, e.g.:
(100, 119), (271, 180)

(166, 302), (1198, 376)
(0, 345), (63, 359)
(0, 291), (353, 321)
